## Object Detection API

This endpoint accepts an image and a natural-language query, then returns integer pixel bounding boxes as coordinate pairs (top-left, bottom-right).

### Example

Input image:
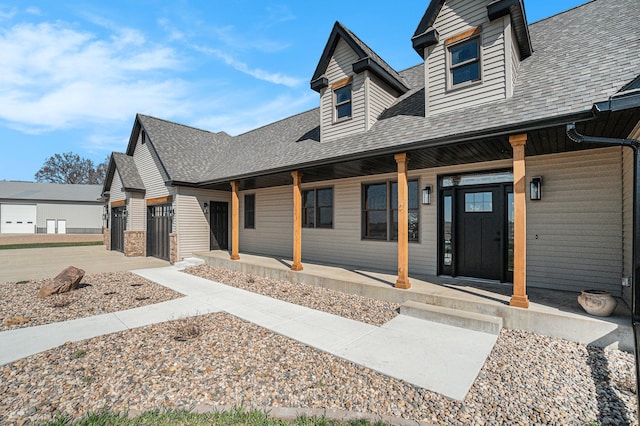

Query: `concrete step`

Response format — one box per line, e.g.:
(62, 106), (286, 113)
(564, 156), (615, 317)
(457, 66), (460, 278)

(400, 300), (503, 335)
(173, 257), (205, 270)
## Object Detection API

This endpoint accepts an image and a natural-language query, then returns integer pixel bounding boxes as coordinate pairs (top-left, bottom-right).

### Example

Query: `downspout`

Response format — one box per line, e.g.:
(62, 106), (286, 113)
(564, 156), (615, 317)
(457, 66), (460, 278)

(566, 123), (640, 414)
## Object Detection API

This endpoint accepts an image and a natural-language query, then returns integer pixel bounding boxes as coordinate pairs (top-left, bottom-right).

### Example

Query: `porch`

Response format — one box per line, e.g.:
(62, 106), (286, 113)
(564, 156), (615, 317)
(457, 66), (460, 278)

(193, 250), (633, 352)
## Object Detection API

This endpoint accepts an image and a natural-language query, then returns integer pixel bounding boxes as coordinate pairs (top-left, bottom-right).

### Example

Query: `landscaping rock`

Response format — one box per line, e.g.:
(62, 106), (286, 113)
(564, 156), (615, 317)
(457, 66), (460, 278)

(3, 317), (30, 327)
(37, 266), (85, 298)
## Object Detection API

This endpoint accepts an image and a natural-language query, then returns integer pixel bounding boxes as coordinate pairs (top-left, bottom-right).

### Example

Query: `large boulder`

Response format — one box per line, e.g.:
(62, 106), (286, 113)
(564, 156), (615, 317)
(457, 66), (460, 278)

(37, 266), (85, 298)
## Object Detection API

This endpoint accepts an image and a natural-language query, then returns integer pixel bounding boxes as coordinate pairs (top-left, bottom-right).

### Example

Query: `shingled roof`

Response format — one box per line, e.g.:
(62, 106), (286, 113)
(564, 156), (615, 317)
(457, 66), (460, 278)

(112, 153), (144, 192)
(139, 0), (640, 187)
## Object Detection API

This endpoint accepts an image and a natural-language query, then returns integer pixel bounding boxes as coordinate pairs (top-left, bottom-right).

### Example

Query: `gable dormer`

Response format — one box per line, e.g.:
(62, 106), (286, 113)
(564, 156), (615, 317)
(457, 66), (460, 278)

(412, 0), (532, 116)
(311, 22), (409, 142)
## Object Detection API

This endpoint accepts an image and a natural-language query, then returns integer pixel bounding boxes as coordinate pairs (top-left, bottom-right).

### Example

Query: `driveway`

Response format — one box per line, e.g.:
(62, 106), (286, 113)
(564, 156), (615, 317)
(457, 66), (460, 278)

(0, 245), (168, 283)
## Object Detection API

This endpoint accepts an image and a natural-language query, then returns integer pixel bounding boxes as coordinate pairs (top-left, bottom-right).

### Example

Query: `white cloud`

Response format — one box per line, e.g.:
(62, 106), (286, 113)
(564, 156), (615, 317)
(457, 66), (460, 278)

(191, 92), (317, 136)
(0, 21), (187, 133)
(0, 6), (16, 21)
(25, 7), (41, 16)
(194, 45), (303, 88)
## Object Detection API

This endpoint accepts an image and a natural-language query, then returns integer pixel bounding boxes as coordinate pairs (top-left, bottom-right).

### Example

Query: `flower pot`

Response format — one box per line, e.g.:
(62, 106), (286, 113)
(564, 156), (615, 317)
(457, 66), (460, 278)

(577, 290), (617, 317)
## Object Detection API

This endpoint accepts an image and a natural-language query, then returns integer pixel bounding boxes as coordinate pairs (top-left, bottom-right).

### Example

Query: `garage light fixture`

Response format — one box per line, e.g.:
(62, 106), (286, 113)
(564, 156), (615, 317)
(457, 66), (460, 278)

(203, 202), (209, 214)
(422, 185), (432, 205)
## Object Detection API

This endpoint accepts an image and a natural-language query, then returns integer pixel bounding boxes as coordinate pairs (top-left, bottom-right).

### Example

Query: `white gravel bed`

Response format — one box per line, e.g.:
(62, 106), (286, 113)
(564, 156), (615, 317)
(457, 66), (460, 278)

(0, 313), (636, 425)
(185, 264), (399, 326)
(0, 271), (183, 331)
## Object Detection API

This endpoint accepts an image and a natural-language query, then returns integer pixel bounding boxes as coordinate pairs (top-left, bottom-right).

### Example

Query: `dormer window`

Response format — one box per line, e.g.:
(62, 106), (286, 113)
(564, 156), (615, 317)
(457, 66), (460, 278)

(447, 29), (482, 89)
(334, 83), (352, 121)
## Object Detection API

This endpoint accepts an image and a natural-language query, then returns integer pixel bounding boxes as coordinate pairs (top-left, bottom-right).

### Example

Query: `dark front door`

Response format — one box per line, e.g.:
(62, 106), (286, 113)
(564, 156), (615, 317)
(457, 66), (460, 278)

(111, 206), (126, 253)
(455, 187), (503, 280)
(147, 204), (172, 261)
(210, 201), (228, 250)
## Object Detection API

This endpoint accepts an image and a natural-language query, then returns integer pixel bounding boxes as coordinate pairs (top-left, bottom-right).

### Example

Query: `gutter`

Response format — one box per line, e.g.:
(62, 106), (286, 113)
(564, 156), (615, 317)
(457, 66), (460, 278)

(565, 88), (640, 416)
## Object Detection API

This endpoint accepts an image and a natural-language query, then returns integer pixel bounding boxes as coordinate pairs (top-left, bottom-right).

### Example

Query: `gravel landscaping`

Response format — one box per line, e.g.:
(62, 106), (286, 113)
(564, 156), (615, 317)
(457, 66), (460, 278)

(185, 264), (399, 326)
(0, 267), (637, 425)
(0, 271), (183, 331)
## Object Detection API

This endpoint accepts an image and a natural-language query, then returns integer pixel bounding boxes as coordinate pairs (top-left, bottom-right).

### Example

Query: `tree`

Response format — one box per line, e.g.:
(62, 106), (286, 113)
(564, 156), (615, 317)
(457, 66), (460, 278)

(34, 152), (109, 185)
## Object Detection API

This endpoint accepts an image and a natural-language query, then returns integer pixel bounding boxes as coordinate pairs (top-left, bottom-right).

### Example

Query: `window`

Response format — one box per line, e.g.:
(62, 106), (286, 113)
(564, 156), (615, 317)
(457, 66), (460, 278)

(244, 194), (255, 229)
(334, 84), (352, 121)
(302, 188), (333, 228)
(363, 180), (419, 241)
(448, 37), (481, 87)
(464, 192), (493, 212)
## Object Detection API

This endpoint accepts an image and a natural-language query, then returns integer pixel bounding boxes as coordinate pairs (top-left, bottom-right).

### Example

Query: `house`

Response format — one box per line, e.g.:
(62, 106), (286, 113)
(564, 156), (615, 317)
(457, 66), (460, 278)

(0, 181), (103, 234)
(102, 0), (640, 309)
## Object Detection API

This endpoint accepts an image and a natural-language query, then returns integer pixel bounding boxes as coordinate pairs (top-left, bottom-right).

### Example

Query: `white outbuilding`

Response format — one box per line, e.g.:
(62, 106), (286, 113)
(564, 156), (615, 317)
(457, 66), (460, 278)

(0, 181), (103, 234)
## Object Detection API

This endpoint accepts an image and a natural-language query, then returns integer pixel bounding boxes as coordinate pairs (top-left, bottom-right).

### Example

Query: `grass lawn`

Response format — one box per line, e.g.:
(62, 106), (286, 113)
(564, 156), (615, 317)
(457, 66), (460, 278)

(0, 241), (103, 250)
(39, 408), (389, 426)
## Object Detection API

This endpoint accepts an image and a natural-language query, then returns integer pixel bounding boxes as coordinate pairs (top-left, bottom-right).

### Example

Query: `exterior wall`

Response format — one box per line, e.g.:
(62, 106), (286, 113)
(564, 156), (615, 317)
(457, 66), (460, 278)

(127, 193), (146, 231)
(526, 148), (623, 295)
(233, 148), (623, 294)
(35, 202), (103, 234)
(109, 172), (126, 202)
(133, 133), (170, 199)
(366, 72), (398, 130)
(175, 187), (230, 260)
(239, 186), (292, 258)
(507, 20), (520, 97)
(320, 39), (366, 142)
(427, 0), (507, 115)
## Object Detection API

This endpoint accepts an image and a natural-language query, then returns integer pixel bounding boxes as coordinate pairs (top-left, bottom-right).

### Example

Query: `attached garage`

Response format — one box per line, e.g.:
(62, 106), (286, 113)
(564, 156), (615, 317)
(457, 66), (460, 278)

(0, 204), (36, 233)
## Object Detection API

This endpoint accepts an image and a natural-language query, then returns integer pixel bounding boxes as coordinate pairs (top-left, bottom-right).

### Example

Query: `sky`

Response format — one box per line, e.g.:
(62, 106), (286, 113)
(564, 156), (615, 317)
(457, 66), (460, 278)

(0, 0), (588, 182)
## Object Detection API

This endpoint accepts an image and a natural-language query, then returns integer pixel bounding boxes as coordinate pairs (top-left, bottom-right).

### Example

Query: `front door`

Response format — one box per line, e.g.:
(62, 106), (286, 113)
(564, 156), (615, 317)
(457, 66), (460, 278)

(439, 171), (514, 282)
(455, 187), (502, 280)
(210, 201), (229, 250)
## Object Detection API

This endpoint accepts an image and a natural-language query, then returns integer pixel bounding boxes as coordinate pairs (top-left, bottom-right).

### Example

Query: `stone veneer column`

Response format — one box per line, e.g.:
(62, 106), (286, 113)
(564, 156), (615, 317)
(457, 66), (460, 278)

(291, 171), (303, 271)
(394, 153), (411, 289)
(124, 230), (146, 257)
(509, 133), (530, 309)
(169, 232), (178, 264)
(103, 228), (111, 251)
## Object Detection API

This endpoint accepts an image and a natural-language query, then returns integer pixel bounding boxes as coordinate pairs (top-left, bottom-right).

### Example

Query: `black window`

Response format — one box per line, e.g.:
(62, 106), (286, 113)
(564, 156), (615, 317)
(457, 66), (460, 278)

(363, 180), (419, 241)
(449, 37), (481, 87)
(334, 85), (352, 120)
(244, 194), (255, 229)
(302, 188), (333, 228)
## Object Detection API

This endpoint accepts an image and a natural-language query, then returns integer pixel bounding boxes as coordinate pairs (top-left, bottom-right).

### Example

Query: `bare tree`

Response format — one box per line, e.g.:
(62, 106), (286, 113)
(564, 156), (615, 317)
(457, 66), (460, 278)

(34, 152), (109, 185)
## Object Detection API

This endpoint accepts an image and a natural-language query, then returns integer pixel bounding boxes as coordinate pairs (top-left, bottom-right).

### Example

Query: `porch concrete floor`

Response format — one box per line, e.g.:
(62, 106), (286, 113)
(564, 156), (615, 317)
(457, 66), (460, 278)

(194, 250), (633, 352)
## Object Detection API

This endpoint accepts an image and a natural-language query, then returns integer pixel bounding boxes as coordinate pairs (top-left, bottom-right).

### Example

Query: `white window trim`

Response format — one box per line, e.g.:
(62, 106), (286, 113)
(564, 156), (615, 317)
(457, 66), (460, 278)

(333, 81), (353, 123)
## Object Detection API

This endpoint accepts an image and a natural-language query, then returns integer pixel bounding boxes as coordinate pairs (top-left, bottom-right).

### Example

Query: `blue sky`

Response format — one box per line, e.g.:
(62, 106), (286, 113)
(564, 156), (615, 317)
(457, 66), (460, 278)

(0, 0), (588, 181)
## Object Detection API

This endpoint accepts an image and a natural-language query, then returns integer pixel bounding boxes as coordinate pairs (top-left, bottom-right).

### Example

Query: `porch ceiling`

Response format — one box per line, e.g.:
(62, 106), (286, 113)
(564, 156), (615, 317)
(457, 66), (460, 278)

(198, 107), (640, 192)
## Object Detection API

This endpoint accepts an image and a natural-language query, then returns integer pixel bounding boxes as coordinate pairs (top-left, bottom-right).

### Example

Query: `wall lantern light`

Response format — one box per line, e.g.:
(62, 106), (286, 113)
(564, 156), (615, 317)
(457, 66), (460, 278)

(203, 202), (209, 214)
(530, 176), (542, 200)
(422, 185), (432, 205)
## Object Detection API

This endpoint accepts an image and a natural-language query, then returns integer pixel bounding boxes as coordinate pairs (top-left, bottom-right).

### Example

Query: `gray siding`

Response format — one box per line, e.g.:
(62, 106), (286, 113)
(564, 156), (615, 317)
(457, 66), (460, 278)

(175, 187), (230, 260)
(239, 186), (292, 258)
(128, 193), (145, 231)
(234, 151), (622, 295)
(320, 39), (366, 142)
(427, 0), (507, 115)
(133, 134), (169, 199)
(367, 73), (397, 130)
(508, 20), (520, 97)
(526, 148), (623, 295)
(36, 202), (102, 232)
(109, 172), (126, 202)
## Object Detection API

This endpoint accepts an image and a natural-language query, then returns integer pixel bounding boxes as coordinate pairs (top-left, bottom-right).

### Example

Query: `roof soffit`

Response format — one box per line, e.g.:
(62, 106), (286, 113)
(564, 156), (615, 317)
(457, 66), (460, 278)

(310, 21), (408, 94)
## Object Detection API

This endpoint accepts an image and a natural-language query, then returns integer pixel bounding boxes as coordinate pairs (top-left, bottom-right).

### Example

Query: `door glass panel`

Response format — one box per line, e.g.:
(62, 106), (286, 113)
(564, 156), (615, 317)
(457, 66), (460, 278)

(508, 192), (514, 272)
(465, 192), (493, 212)
(443, 195), (452, 266)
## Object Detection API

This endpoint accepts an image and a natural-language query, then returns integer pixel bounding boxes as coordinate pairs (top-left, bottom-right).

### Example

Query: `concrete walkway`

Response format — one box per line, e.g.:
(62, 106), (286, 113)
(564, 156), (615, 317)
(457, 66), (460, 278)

(0, 266), (498, 401)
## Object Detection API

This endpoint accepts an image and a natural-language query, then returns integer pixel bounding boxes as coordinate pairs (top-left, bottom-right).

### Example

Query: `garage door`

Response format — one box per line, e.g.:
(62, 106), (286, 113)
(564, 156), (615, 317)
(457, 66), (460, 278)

(1, 204), (37, 234)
